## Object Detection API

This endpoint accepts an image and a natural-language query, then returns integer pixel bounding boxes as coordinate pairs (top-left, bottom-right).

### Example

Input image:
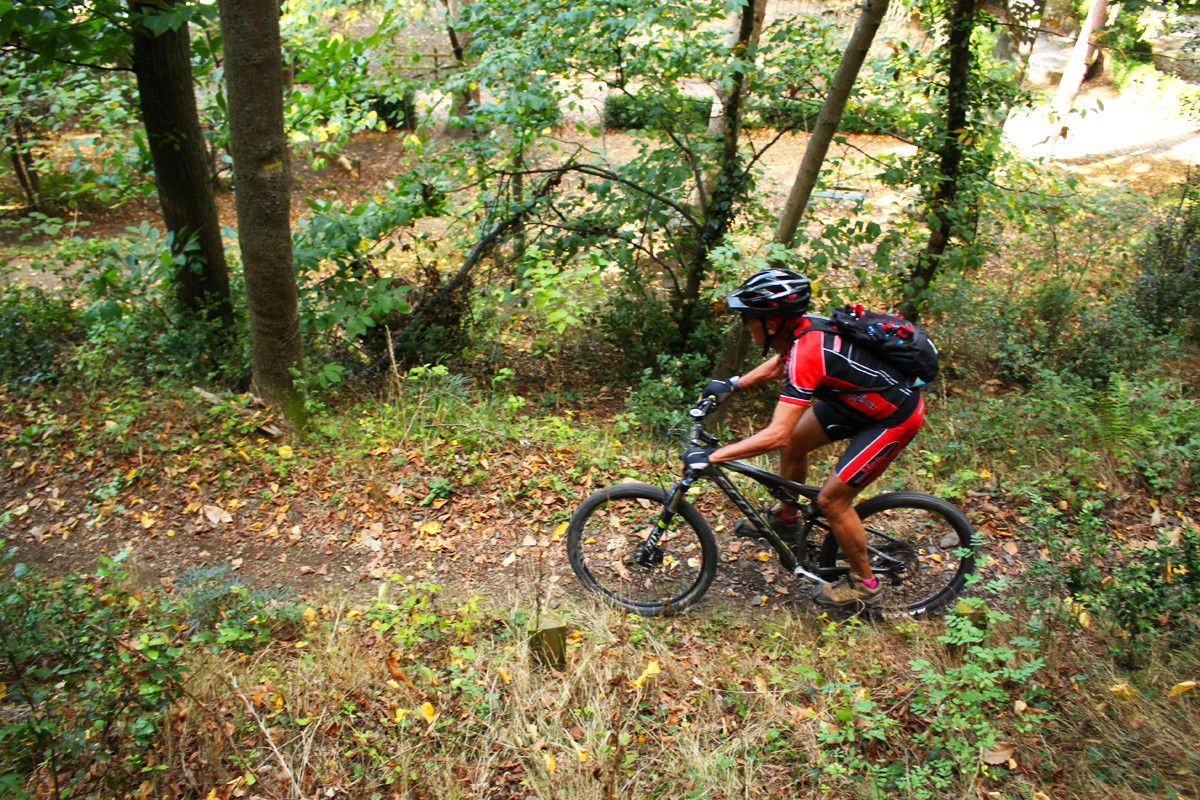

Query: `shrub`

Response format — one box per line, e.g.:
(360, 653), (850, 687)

(0, 555), (186, 799)
(0, 286), (80, 387)
(602, 92), (714, 131)
(1130, 181), (1200, 341)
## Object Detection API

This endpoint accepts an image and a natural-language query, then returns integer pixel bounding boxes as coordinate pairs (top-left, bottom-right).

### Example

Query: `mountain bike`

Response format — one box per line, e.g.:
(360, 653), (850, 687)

(566, 396), (976, 617)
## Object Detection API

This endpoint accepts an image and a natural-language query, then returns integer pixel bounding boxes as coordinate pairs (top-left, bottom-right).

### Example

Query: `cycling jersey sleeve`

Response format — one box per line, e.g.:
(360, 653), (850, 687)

(780, 330), (824, 407)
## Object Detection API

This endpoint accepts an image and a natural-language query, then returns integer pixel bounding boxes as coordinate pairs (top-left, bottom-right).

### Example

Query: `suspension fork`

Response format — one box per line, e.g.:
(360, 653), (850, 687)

(634, 478), (693, 566)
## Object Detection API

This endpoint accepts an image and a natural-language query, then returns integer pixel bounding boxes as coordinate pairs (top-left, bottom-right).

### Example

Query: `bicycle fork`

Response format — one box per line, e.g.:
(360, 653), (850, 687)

(633, 478), (693, 567)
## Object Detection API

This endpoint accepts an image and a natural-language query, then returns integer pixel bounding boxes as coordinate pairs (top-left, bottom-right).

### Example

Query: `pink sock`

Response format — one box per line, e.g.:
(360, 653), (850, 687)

(861, 576), (879, 589)
(777, 511), (799, 524)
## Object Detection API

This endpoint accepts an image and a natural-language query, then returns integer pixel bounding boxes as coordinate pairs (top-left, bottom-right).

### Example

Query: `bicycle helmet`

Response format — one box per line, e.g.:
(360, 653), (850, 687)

(727, 268), (812, 318)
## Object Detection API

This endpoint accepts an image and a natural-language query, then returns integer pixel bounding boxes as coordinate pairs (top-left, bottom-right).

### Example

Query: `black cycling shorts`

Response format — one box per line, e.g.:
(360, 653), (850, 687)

(813, 394), (925, 489)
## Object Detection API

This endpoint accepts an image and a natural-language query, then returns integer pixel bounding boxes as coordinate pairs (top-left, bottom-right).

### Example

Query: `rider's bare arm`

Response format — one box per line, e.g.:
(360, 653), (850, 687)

(710, 398), (805, 464)
(733, 354), (785, 391)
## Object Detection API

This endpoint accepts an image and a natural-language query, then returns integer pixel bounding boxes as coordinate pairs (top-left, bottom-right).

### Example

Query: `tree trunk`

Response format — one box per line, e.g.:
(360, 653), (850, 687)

(899, 0), (975, 322)
(443, 0), (480, 139)
(774, 0), (889, 248)
(217, 0), (305, 420)
(1048, 0), (1108, 148)
(129, 0), (232, 325)
(680, 0), (763, 346)
(993, 0), (1046, 83)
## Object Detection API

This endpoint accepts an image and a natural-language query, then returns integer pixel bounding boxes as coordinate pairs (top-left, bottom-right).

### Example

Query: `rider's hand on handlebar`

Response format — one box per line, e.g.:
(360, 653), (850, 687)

(700, 377), (739, 407)
(681, 445), (716, 472)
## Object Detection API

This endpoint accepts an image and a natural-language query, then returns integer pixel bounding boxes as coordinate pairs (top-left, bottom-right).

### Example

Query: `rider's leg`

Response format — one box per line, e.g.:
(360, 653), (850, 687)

(776, 406), (831, 516)
(817, 474), (871, 581)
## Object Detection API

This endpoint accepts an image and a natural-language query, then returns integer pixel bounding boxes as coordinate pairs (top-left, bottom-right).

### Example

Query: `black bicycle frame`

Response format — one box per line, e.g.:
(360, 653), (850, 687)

(643, 459), (833, 584)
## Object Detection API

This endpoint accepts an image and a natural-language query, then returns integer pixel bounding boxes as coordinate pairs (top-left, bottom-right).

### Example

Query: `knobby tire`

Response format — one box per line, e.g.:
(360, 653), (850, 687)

(566, 483), (718, 617)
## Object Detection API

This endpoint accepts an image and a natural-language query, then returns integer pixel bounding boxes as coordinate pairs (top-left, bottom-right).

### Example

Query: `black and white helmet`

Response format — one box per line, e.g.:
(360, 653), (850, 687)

(727, 268), (812, 318)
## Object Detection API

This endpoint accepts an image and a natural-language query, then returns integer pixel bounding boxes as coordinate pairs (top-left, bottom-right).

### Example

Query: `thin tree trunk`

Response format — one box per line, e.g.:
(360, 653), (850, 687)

(218, 0), (305, 420)
(774, 0), (889, 248)
(1048, 0), (1108, 148)
(129, 0), (232, 325)
(899, 0), (975, 322)
(681, 0), (763, 346)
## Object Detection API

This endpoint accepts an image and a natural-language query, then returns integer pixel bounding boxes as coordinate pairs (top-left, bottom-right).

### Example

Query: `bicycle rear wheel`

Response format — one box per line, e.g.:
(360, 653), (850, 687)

(821, 492), (976, 615)
(566, 483), (718, 617)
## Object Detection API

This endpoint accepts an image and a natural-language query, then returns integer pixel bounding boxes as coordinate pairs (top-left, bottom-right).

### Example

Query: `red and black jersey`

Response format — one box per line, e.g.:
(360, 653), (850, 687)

(779, 316), (917, 422)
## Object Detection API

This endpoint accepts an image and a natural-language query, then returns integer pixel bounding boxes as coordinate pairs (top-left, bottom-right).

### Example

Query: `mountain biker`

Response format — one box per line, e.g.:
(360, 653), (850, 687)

(683, 268), (925, 609)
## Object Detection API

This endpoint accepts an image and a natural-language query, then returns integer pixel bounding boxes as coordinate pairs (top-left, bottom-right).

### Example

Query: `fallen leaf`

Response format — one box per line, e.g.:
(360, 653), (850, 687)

(1169, 681), (1196, 697)
(203, 504), (232, 525)
(277, 445), (294, 458)
(1003, 541), (1019, 556)
(572, 742), (588, 763)
(543, 751), (556, 772)
(420, 702), (437, 724)
(1110, 682), (1138, 698)
(981, 742), (1015, 765)
(1014, 700), (1028, 713)
(754, 675), (769, 693)
(421, 520), (442, 536)
(386, 652), (404, 679)
(551, 522), (567, 542)
(498, 668), (513, 684)
(630, 661), (661, 690)
(1078, 611), (1091, 629)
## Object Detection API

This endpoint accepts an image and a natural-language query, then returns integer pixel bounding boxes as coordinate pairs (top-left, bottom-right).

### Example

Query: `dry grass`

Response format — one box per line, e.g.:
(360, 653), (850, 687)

(122, 582), (1200, 800)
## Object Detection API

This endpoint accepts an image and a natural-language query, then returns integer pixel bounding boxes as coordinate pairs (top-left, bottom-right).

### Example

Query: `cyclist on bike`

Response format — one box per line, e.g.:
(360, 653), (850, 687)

(683, 268), (925, 609)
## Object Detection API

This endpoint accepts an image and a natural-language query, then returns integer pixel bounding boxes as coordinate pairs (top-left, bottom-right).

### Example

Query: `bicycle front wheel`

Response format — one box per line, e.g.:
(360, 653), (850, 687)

(566, 483), (718, 617)
(823, 492), (976, 615)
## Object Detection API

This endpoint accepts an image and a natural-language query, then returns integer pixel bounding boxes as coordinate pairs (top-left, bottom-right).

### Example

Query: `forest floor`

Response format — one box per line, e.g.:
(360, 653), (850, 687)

(2, 72), (1198, 617)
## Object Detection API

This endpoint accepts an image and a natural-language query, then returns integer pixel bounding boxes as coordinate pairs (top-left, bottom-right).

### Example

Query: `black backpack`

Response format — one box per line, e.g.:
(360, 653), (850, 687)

(809, 304), (940, 386)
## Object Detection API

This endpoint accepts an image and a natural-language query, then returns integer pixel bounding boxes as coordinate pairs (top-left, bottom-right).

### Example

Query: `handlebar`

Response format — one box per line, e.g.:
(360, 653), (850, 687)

(686, 396), (721, 448)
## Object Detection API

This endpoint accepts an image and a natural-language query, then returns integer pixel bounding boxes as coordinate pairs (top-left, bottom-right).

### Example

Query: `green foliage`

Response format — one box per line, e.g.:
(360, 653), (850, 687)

(1098, 523), (1200, 657)
(602, 91), (713, 131)
(624, 352), (713, 432)
(174, 566), (304, 653)
(294, 177), (454, 374)
(0, 285), (80, 388)
(1130, 181), (1200, 340)
(48, 223), (248, 386)
(0, 553), (186, 799)
(1112, 62), (1200, 123)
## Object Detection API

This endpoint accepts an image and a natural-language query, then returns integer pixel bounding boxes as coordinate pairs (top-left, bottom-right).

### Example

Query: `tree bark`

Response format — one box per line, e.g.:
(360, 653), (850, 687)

(1048, 0), (1108, 148)
(129, 0), (232, 325)
(773, 0), (889, 248)
(899, 0), (975, 322)
(217, 0), (305, 419)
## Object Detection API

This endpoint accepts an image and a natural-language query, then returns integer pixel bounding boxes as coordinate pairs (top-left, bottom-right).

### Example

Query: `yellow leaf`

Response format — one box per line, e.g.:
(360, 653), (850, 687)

(757, 551), (771, 562)
(1014, 700), (1028, 713)
(0, 683), (5, 702)
(630, 661), (661, 689)
(420, 702), (437, 724)
(980, 468), (992, 478)
(421, 521), (442, 536)
(1110, 682), (1138, 698)
(140, 512), (156, 529)
(1078, 611), (1091, 629)
(396, 708), (411, 722)
(543, 751), (556, 772)
(1033, 792), (1051, 800)
(1169, 681), (1197, 697)
(498, 668), (513, 684)
(277, 445), (294, 458)
(431, 498), (449, 510)
(754, 675), (769, 693)
(573, 743), (588, 762)
(552, 522), (567, 542)
(205, 790), (218, 800)
(302, 607), (317, 624)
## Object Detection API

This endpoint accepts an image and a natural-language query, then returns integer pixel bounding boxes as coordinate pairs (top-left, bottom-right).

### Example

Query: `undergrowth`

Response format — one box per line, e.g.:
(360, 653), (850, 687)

(1, 556), (1197, 799)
